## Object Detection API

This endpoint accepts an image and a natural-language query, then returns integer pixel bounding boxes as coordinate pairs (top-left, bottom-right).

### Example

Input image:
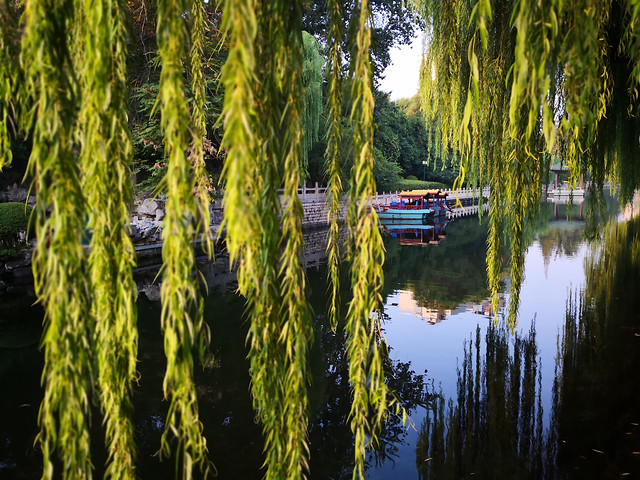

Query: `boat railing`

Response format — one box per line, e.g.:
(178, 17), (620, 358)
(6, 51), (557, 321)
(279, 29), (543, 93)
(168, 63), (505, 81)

(397, 201), (427, 210)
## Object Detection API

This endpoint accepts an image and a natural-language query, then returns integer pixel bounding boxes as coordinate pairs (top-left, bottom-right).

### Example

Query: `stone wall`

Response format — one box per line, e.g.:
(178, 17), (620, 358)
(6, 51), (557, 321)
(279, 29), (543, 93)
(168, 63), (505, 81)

(301, 199), (348, 228)
(130, 197), (166, 244)
(129, 197), (224, 244)
(0, 184), (36, 206)
(0, 182), (347, 245)
(135, 223), (348, 300)
(130, 195), (346, 244)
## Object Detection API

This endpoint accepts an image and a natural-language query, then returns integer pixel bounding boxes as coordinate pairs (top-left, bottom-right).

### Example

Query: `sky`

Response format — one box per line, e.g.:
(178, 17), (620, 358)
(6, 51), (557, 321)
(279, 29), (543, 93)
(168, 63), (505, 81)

(378, 35), (423, 101)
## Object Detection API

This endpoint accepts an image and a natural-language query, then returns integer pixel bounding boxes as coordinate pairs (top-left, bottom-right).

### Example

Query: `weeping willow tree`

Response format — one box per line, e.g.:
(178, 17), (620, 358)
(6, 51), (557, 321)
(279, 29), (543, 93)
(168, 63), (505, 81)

(302, 30), (323, 177)
(414, 0), (640, 326)
(0, 0), (389, 479)
(6, 0), (639, 478)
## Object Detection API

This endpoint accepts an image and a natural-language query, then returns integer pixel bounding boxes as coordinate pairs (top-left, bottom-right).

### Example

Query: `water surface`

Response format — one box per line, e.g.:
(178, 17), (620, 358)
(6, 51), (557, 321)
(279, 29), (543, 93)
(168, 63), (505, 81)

(1, 195), (639, 479)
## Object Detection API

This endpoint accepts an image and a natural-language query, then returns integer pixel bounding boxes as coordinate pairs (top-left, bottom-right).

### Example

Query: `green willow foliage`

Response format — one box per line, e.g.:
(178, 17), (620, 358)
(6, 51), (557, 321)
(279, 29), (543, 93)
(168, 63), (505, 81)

(155, 0), (213, 477)
(414, 0), (640, 327)
(76, 0), (138, 478)
(21, 1), (94, 479)
(219, 0), (390, 476)
(3, 0), (388, 478)
(190, 0), (214, 259)
(325, 0), (345, 332)
(344, 1), (390, 477)
(0, 0), (15, 171)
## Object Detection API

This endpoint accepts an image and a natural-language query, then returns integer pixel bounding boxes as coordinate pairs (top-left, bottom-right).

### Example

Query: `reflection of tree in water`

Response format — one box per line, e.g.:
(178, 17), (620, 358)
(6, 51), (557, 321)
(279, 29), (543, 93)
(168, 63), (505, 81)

(549, 215), (640, 478)
(415, 322), (546, 479)
(308, 318), (433, 478)
(538, 225), (585, 274)
(382, 217), (492, 311)
(536, 194), (621, 272)
(127, 278), (433, 479)
(415, 215), (640, 480)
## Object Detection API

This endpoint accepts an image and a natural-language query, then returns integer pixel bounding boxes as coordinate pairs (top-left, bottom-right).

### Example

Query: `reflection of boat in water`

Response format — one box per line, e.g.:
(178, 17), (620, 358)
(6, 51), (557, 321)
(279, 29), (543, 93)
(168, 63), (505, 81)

(381, 218), (450, 246)
(377, 189), (450, 221)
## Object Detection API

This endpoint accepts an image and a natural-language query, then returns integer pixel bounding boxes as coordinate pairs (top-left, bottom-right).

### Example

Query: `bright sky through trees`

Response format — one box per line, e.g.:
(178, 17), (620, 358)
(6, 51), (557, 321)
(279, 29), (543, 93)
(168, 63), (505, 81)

(379, 34), (422, 100)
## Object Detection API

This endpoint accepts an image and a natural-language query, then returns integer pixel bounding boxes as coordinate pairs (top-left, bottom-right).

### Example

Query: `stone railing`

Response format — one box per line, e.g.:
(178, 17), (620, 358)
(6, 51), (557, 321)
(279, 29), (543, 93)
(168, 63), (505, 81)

(277, 182), (327, 203)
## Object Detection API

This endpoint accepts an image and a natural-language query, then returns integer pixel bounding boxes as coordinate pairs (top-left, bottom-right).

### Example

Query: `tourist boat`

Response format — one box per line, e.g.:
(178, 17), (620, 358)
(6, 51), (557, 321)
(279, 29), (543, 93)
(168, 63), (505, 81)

(377, 189), (450, 221)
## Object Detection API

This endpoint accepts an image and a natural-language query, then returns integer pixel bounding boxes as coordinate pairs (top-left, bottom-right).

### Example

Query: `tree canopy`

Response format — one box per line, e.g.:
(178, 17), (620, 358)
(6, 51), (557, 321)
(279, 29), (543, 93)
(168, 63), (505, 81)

(302, 0), (423, 77)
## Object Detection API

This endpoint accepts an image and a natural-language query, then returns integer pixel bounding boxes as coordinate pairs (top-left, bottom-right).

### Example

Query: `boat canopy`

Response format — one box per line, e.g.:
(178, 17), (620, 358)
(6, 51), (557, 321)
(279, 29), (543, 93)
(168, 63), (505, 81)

(398, 189), (447, 198)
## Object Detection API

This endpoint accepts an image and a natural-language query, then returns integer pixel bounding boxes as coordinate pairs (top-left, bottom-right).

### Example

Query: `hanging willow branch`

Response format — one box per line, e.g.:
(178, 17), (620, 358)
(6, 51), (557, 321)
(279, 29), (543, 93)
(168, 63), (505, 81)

(21, 0), (93, 478)
(77, 0), (138, 477)
(156, 0), (212, 476)
(219, 0), (288, 477)
(221, 0), (314, 477)
(3, 0), (410, 478)
(325, 0), (344, 332)
(345, 1), (389, 477)
(0, 0), (16, 170)
(415, 0), (640, 328)
(190, 0), (214, 259)
(219, 0), (276, 475)
(277, 5), (314, 476)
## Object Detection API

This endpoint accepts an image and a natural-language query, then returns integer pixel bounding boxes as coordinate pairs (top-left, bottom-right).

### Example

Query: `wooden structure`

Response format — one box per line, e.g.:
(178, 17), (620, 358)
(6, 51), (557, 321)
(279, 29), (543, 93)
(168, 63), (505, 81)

(548, 162), (584, 197)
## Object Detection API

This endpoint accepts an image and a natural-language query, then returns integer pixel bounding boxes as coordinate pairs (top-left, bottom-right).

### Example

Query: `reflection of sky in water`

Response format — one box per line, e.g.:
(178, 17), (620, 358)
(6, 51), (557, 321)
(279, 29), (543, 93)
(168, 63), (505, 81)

(371, 236), (588, 479)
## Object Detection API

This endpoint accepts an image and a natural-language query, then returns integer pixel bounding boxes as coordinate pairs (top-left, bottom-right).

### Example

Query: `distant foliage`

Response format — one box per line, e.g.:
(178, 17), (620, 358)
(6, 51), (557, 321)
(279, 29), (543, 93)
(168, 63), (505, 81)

(302, 0), (422, 77)
(373, 91), (459, 188)
(373, 146), (402, 191)
(130, 83), (166, 195)
(396, 179), (448, 191)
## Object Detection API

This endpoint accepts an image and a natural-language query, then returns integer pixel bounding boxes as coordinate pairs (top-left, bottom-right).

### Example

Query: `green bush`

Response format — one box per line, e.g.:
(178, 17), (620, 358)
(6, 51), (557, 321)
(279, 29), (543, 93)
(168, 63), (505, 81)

(405, 175), (418, 181)
(0, 202), (34, 246)
(396, 179), (449, 191)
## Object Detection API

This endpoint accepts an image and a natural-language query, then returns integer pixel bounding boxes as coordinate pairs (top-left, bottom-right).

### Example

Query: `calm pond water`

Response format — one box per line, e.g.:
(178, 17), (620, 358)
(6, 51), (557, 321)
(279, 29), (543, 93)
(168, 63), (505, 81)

(1, 191), (639, 479)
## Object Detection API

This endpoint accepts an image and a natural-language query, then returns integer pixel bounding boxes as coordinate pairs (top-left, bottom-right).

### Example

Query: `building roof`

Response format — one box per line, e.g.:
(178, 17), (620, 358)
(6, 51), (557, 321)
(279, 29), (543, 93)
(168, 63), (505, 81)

(549, 162), (569, 173)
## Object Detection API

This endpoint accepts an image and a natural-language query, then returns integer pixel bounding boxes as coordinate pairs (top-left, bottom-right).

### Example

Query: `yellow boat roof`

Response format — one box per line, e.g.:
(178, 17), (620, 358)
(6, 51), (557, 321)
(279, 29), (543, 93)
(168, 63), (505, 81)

(398, 189), (445, 197)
